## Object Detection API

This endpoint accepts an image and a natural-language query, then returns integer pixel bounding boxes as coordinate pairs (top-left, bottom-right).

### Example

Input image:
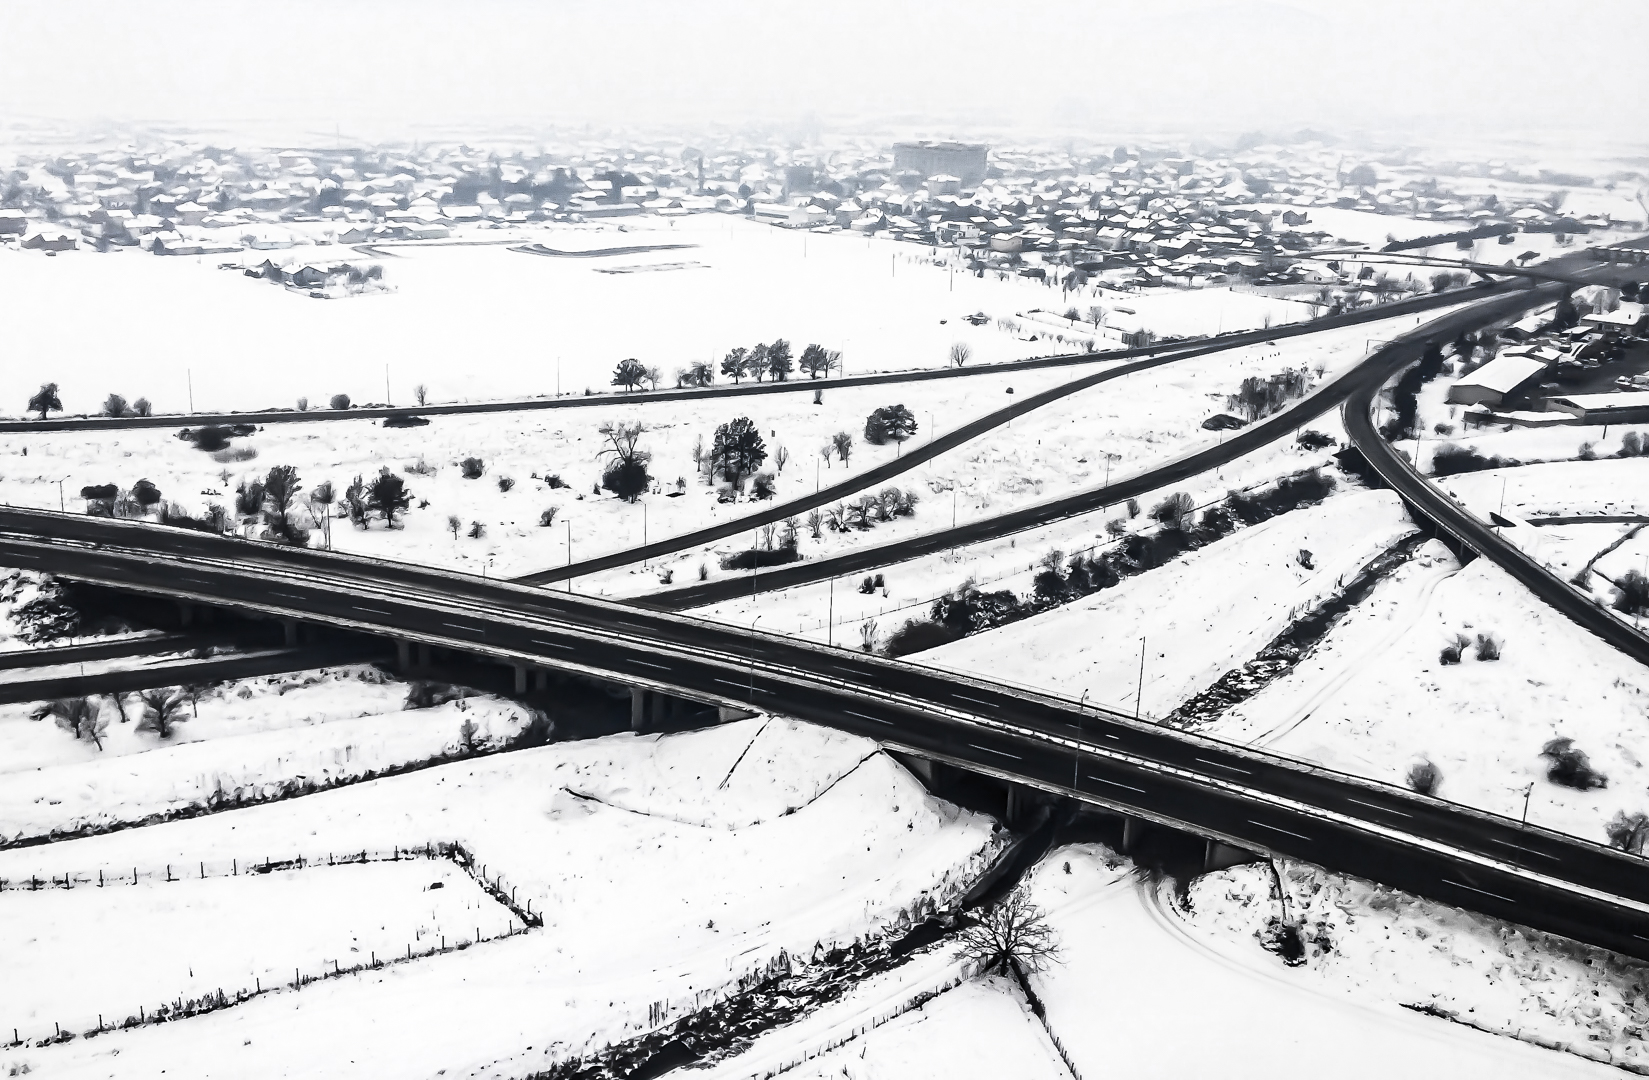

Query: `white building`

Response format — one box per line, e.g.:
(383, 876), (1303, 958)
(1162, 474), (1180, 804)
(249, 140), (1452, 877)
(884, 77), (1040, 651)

(1445, 353), (1550, 407)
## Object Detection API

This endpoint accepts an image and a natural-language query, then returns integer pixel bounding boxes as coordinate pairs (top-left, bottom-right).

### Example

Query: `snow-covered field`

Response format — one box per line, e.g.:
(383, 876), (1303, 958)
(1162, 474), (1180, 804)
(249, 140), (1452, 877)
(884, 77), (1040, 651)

(0, 717), (1000, 1078)
(921, 490), (1415, 716)
(1208, 541), (1649, 845)
(0, 214), (1305, 419)
(0, 304), (1435, 588)
(2, 858), (509, 1040)
(1186, 858), (1649, 1074)
(1025, 844), (1622, 1079)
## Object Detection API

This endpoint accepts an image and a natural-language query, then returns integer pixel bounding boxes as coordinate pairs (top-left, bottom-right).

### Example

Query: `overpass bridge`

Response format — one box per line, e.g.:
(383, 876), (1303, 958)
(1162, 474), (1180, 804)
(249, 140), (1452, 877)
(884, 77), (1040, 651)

(3, 505), (1649, 963)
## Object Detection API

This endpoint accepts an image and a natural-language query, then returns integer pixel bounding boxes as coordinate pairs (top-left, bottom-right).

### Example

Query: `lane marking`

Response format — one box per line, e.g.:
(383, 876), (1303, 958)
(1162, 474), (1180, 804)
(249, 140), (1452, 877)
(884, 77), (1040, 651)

(1248, 819), (1312, 843)
(532, 639), (574, 650)
(969, 742), (1022, 761)
(630, 660), (671, 672)
(1196, 757), (1251, 776)
(1347, 797), (1410, 819)
(844, 709), (893, 726)
(952, 694), (996, 709)
(1085, 775), (1146, 795)
(440, 622), (481, 635)
(1442, 878), (1515, 905)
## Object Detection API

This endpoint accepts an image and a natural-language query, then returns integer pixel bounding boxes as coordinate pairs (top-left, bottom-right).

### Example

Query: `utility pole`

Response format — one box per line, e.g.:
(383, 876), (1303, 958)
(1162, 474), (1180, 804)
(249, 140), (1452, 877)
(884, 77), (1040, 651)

(1074, 690), (1089, 787)
(1521, 782), (1534, 825)
(1135, 636), (1147, 721)
(384, 364), (391, 406)
(827, 577), (834, 648)
(187, 369), (194, 414)
(565, 520), (572, 593)
(56, 479), (64, 512)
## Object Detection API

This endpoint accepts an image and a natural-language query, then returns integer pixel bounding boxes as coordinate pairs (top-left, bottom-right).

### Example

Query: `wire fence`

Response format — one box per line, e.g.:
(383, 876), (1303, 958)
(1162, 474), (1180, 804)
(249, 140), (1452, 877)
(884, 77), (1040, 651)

(2, 840), (541, 1050)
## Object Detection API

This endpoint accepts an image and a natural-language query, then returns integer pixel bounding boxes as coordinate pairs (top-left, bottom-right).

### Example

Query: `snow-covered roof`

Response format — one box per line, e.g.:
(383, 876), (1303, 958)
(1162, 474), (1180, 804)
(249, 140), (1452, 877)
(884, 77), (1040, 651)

(1452, 353), (1549, 396)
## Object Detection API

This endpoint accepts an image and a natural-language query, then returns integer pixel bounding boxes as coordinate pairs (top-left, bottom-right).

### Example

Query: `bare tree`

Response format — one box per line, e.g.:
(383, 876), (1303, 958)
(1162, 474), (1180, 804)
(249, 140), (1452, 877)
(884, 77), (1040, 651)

(806, 508), (823, 539)
(414, 383), (428, 407)
(1087, 304), (1105, 327)
(832, 431), (853, 465)
(948, 342), (972, 368)
(447, 514), (462, 539)
(859, 619), (878, 653)
(958, 889), (1061, 978)
(819, 442), (834, 469)
(37, 697), (107, 749)
(136, 687), (190, 738)
(774, 445), (789, 473)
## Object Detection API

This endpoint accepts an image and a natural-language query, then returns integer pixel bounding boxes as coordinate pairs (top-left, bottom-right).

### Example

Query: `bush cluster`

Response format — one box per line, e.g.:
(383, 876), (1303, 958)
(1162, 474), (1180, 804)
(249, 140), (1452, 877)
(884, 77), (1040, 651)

(884, 469), (1336, 656)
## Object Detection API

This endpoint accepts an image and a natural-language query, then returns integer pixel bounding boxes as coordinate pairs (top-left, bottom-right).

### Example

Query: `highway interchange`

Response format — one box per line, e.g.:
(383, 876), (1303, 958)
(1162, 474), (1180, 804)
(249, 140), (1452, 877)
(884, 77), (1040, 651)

(4, 245), (1649, 962)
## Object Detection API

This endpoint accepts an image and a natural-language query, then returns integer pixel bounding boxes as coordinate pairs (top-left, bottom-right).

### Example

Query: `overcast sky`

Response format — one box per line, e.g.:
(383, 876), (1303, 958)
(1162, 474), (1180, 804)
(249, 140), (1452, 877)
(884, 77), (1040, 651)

(1, 0), (1643, 148)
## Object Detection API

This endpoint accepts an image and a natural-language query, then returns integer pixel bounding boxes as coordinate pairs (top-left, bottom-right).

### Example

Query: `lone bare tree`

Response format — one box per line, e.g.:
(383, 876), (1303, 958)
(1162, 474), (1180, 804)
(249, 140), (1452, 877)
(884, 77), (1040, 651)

(28, 382), (62, 420)
(832, 431), (853, 465)
(37, 696), (107, 750)
(774, 445), (789, 473)
(597, 420), (652, 502)
(948, 342), (972, 368)
(414, 383), (429, 407)
(958, 889), (1061, 978)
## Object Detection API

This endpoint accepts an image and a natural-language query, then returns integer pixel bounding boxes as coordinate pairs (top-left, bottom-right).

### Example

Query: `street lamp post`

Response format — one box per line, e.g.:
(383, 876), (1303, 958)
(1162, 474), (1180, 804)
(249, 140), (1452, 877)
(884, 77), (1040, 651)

(827, 577), (835, 648)
(1521, 782), (1534, 825)
(747, 614), (763, 702)
(1135, 636), (1147, 721)
(1074, 690), (1089, 787)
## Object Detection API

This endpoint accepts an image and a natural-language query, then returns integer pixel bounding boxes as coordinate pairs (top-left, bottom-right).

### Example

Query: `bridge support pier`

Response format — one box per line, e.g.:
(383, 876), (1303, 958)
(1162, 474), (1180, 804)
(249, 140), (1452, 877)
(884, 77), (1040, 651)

(535, 670), (549, 692)
(396, 640), (411, 672)
(630, 687), (647, 733)
(1203, 838), (1257, 874)
(514, 664), (528, 696)
(178, 600), (194, 628)
(1121, 815), (1144, 854)
(417, 643), (431, 668)
(281, 619), (299, 646)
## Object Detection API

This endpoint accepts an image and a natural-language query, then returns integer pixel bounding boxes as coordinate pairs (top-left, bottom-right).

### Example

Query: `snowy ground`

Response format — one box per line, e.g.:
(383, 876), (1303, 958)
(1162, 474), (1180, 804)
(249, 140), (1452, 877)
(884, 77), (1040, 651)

(0, 666), (414, 774)
(2, 858), (508, 1040)
(0, 304), (1436, 588)
(757, 975), (1067, 1080)
(0, 717), (1000, 1078)
(1207, 540), (1649, 845)
(0, 214), (1304, 419)
(919, 490), (1416, 717)
(1185, 857), (1649, 1074)
(1024, 844), (1622, 1079)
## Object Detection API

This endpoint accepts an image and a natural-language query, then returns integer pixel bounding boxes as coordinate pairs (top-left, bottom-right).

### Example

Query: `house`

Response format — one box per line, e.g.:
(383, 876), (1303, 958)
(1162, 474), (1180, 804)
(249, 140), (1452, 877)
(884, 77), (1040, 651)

(0, 209), (29, 235)
(1546, 392), (1649, 425)
(1581, 301), (1648, 334)
(1445, 353), (1550, 407)
(21, 227), (76, 251)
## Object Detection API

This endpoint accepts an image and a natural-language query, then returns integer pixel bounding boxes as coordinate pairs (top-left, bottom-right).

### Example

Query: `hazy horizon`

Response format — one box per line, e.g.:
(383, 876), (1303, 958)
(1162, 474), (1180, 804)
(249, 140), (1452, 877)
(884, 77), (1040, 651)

(2, 0), (1644, 155)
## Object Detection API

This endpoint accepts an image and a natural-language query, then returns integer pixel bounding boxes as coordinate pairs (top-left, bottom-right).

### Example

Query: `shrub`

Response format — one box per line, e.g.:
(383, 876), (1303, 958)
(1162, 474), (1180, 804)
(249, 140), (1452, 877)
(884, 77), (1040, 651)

(468, 520), (485, 539)
(538, 507), (559, 528)
(1615, 570), (1649, 616)
(1579, 441), (1597, 461)
(1433, 423), (1455, 436)
(103, 393), (129, 418)
(1296, 429), (1335, 451)
(1439, 633), (1469, 664)
(329, 393), (351, 410)
(1474, 633), (1501, 661)
(698, 562), (708, 581)
(460, 457), (485, 480)
(1149, 492), (1195, 529)
(383, 415), (429, 428)
(296, 396), (309, 412)
(1406, 759), (1442, 796)
(403, 457), (436, 476)
(1541, 737), (1607, 790)
(1620, 432), (1644, 458)
(601, 458), (651, 501)
(404, 681), (463, 710)
(718, 547), (800, 570)
(884, 619), (965, 656)
(1105, 518), (1127, 538)
(1605, 810), (1649, 855)
(750, 473), (777, 500)
(12, 581), (80, 643)
(211, 446), (258, 464)
(545, 473), (567, 489)
(1430, 444), (1516, 477)
(497, 476), (515, 493)
(863, 404), (917, 445)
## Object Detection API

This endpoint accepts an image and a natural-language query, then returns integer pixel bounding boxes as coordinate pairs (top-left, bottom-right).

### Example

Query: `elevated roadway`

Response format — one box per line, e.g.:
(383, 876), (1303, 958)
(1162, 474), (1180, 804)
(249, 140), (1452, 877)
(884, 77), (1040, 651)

(2, 508), (1649, 960)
